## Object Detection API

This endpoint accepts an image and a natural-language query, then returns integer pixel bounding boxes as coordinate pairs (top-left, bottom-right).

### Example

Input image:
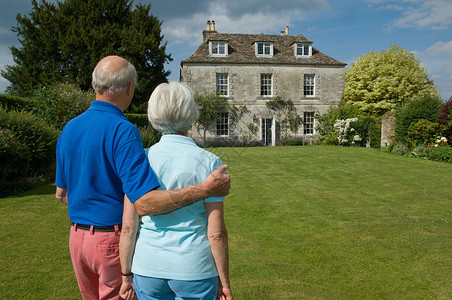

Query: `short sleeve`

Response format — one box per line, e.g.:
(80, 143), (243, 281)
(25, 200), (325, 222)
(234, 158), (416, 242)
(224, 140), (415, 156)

(114, 127), (160, 202)
(203, 156), (225, 203)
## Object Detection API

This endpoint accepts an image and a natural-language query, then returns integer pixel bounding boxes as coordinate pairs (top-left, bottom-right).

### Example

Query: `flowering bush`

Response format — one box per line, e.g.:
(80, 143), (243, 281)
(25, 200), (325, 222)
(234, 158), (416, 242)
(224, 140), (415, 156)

(332, 115), (380, 147)
(407, 119), (446, 147)
(316, 104), (361, 145)
(433, 136), (448, 147)
(334, 117), (359, 146)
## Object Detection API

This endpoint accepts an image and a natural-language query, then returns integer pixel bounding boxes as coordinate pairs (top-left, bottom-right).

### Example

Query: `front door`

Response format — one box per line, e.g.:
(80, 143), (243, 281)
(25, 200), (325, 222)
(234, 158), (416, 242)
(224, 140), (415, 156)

(262, 118), (273, 146)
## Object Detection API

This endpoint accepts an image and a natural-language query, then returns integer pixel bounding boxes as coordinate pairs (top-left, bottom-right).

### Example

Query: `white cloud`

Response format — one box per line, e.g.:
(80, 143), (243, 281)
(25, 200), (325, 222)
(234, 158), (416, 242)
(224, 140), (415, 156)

(425, 40), (452, 57)
(416, 40), (452, 99)
(370, 0), (452, 30)
(161, 0), (327, 46)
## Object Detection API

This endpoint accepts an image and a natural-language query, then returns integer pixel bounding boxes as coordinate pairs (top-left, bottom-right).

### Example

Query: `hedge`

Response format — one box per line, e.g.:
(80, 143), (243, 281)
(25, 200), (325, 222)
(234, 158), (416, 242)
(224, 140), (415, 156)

(0, 108), (59, 197)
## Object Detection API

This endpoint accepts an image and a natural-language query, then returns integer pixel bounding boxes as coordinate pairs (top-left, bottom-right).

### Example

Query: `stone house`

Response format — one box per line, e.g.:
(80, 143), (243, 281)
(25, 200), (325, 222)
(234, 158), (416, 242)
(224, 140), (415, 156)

(180, 21), (346, 145)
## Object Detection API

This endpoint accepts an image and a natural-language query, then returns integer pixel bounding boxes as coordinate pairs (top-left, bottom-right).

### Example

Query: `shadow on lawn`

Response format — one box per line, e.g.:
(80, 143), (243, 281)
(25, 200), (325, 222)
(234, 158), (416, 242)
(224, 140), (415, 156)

(8, 183), (56, 198)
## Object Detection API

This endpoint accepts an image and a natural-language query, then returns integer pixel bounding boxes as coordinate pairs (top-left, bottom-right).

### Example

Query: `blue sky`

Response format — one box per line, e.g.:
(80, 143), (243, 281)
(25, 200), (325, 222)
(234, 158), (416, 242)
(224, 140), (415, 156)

(1, 0), (451, 100)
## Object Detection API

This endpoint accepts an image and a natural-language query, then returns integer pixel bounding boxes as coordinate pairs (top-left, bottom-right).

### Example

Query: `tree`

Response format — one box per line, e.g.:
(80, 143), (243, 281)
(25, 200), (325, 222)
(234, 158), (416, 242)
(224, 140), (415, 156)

(1, 0), (171, 109)
(345, 44), (439, 115)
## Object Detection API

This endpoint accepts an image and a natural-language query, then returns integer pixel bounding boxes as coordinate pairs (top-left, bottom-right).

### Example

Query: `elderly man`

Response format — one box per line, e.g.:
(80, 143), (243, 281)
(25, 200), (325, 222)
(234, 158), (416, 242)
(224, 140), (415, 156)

(55, 56), (230, 300)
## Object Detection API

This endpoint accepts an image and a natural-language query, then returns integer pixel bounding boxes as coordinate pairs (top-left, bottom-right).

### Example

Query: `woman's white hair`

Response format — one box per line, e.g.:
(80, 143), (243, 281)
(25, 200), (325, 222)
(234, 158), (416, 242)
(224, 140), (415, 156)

(148, 82), (199, 134)
(91, 58), (137, 95)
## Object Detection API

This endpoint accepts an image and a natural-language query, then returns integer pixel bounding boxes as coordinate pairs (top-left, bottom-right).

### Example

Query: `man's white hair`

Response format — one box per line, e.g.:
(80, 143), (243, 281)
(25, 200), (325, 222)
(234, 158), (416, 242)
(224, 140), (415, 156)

(148, 82), (199, 134)
(91, 58), (137, 95)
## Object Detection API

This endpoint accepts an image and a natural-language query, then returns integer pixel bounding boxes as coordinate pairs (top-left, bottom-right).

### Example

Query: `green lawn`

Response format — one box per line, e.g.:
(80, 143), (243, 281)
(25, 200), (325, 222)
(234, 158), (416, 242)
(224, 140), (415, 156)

(1, 146), (451, 299)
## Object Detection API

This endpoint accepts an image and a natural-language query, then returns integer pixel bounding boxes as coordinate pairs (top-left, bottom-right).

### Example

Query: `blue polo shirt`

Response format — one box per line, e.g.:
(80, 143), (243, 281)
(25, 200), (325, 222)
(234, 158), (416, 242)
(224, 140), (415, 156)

(55, 101), (160, 226)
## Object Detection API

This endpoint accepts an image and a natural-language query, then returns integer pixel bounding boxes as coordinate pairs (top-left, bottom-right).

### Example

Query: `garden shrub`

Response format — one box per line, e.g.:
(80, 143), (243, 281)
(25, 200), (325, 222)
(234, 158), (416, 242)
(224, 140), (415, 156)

(126, 114), (149, 128)
(427, 146), (452, 162)
(368, 116), (382, 148)
(276, 136), (317, 146)
(395, 95), (443, 143)
(407, 119), (446, 147)
(389, 143), (410, 156)
(139, 126), (162, 148)
(0, 94), (32, 112)
(0, 108), (59, 197)
(196, 137), (264, 148)
(353, 116), (381, 148)
(438, 96), (452, 143)
(331, 115), (380, 147)
(317, 104), (362, 145)
(0, 129), (32, 193)
(411, 145), (430, 158)
(28, 83), (93, 130)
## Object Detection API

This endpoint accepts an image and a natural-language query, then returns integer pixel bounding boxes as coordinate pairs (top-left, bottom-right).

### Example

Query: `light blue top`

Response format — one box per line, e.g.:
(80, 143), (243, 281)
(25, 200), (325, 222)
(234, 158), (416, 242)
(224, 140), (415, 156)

(132, 134), (224, 280)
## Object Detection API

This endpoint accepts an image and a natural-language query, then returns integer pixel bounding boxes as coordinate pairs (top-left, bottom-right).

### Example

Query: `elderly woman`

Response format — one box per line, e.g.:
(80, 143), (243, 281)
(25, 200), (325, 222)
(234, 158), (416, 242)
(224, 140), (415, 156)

(119, 82), (232, 300)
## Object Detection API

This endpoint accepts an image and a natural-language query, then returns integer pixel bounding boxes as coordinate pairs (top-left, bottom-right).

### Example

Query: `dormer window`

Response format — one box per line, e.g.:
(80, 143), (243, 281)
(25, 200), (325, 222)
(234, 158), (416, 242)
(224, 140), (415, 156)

(255, 42), (273, 57)
(210, 41), (228, 56)
(295, 43), (312, 58)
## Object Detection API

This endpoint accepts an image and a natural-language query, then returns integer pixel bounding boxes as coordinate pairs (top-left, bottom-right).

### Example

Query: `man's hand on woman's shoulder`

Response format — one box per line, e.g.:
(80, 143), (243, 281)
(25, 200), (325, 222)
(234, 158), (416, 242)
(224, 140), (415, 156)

(204, 165), (230, 197)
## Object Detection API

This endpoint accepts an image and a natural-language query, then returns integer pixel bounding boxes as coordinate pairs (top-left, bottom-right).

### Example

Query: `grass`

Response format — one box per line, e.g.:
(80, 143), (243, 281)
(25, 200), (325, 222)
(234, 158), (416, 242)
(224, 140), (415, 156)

(1, 146), (451, 299)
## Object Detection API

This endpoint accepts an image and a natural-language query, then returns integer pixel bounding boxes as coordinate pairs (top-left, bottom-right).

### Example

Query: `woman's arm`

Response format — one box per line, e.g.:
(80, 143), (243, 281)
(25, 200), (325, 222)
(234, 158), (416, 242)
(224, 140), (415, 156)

(205, 202), (233, 300)
(119, 195), (139, 300)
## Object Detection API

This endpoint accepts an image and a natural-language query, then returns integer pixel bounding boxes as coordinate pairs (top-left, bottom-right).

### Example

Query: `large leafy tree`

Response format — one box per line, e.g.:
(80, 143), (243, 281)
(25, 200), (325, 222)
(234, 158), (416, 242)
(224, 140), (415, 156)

(345, 44), (438, 115)
(2, 0), (171, 108)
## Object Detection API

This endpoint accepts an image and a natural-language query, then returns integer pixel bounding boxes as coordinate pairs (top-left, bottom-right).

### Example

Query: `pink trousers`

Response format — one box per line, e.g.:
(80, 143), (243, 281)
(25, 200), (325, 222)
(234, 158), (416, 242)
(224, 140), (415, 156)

(69, 225), (122, 300)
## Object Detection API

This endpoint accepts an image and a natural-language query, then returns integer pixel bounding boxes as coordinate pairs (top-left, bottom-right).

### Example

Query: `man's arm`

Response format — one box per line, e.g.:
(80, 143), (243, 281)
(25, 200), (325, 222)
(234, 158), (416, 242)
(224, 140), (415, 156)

(56, 187), (68, 205)
(133, 165), (230, 216)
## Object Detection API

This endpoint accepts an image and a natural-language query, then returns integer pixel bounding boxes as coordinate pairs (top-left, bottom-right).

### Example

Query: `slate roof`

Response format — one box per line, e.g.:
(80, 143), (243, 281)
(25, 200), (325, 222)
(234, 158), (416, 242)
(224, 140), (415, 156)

(181, 31), (346, 66)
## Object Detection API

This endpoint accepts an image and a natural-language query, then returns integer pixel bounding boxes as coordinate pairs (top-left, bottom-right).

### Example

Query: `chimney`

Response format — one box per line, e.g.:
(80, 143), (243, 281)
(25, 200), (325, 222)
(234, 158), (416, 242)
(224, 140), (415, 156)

(207, 20), (211, 31)
(211, 20), (216, 31)
(285, 26), (289, 35)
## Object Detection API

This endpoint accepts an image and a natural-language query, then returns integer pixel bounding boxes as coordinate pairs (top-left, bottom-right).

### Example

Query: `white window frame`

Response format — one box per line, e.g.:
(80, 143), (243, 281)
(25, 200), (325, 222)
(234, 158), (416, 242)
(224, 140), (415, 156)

(303, 74), (315, 97)
(255, 42), (273, 57)
(260, 74), (273, 97)
(216, 73), (229, 97)
(295, 43), (312, 58)
(216, 112), (229, 136)
(210, 41), (228, 56)
(303, 112), (315, 135)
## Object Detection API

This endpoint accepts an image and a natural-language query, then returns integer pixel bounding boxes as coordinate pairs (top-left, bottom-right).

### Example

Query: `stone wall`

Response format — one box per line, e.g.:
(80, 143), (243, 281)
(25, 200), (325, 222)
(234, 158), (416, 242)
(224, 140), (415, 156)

(381, 113), (395, 147)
